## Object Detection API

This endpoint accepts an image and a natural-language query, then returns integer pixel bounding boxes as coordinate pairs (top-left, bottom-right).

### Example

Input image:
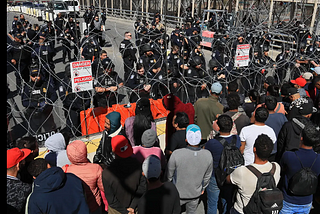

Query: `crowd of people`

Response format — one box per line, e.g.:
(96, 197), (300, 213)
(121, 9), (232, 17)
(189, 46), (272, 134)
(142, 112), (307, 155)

(6, 5), (320, 214)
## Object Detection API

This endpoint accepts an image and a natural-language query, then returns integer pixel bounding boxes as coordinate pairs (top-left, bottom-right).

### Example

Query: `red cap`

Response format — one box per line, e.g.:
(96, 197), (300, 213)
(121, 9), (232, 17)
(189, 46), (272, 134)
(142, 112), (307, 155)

(111, 135), (133, 158)
(7, 148), (31, 169)
(290, 76), (307, 87)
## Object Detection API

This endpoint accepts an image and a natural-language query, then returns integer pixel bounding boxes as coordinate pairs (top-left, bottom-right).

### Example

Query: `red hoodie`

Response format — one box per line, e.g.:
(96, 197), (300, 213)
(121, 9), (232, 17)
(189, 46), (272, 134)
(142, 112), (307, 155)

(163, 93), (195, 146)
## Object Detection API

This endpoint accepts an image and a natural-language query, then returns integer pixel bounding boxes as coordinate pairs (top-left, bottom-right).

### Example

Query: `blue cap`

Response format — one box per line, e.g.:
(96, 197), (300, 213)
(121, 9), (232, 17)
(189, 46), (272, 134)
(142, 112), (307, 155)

(211, 82), (222, 94)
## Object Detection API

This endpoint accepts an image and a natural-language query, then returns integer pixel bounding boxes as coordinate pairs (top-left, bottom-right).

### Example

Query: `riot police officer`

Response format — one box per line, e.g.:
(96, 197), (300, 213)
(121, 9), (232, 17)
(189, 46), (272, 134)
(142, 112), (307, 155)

(127, 63), (151, 102)
(184, 56), (208, 104)
(119, 31), (137, 84)
(94, 58), (124, 107)
(21, 68), (57, 135)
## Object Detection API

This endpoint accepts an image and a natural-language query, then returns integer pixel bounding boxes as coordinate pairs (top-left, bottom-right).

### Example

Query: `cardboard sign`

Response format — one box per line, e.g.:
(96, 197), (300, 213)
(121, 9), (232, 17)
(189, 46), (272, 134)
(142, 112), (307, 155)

(235, 44), (250, 67)
(70, 60), (93, 92)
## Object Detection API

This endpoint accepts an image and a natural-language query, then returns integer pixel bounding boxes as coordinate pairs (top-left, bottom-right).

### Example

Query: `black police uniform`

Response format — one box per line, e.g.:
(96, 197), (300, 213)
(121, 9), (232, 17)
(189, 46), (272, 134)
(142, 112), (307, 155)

(127, 68), (150, 103)
(21, 75), (57, 135)
(184, 57), (208, 104)
(119, 39), (137, 84)
(60, 28), (73, 63)
(93, 59), (123, 107)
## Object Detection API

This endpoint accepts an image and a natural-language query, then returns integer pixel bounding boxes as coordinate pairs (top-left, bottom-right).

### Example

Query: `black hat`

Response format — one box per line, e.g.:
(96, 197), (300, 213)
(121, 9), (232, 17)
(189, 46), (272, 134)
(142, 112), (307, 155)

(141, 44), (153, 53)
(192, 56), (202, 66)
(265, 76), (275, 85)
(209, 59), (219, 68)
(287, 87), (299, 96)
(298, 101), (316, 115)
(102, 58), (115, 70)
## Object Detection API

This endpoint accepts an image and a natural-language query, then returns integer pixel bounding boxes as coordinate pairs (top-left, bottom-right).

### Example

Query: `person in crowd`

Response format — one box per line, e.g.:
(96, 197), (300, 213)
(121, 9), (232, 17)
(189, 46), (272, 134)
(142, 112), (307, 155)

(194, 82), (224, 142)
(226, 134), (281, 214)
(132, 129), (166, 169)
(124, 97), (156, 146)
(93, 111), (123, 166)
(239, 107), (277, 165)
(44, 132), (71, 167)
(138, 155), (181, 214)
(16, 136), (39, 184)
(243, 89), (260, 118)
(276, 101), (315, 162)
(62, 140), (104, 213)
(7, 148), (32, 214)
(165, 111), (189, 159)
(102, 135), (147, 213)
(279, 124), (320, 214)
(162, 93), (194, 146)
(167, 124), (213, 213)
(223, 92), (250, 134)
(205, 115), (242, 214)
(26, 158), (90, 214)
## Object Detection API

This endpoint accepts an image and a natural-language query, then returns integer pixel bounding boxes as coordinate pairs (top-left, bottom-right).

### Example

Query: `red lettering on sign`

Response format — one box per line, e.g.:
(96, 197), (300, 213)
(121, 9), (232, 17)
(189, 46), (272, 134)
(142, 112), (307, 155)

(74, 75), (92, 83)
(71, 60), (91, 69)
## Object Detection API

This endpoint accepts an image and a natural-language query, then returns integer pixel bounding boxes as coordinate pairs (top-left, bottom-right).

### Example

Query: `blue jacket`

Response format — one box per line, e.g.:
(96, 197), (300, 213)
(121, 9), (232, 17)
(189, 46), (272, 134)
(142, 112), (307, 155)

(26, 167), (90, 214)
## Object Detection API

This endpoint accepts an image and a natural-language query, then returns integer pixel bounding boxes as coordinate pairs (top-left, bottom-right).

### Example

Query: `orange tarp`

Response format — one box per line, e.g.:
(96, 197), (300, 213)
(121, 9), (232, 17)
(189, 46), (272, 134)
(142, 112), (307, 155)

(80, 98), (169, 136)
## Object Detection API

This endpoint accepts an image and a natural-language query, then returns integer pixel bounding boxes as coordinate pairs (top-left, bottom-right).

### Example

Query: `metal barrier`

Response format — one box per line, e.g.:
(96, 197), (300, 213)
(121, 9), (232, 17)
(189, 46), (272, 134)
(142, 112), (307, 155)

(81, 5), (184, 28)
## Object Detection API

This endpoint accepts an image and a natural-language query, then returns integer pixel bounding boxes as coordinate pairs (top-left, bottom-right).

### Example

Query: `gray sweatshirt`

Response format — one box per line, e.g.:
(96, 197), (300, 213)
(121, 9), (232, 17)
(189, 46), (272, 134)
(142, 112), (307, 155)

(166, 146), (213, 200)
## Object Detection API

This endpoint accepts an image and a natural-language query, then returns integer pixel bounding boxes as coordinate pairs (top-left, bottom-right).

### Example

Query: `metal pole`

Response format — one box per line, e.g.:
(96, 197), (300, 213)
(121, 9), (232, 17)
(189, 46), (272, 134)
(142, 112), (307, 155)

(192, 0), (195, 17)
(160, 0), (163, 15)
(310, 0), (318, 34)
(177, 0), (181, 17)
(268, 0), (274, 28)
(207, 0), (211, 21)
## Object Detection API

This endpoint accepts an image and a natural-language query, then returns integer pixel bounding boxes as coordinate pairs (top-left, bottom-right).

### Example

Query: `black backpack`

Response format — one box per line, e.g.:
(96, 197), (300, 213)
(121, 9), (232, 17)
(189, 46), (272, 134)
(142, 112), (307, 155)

(214, 135), (244, 186)
(288, 152), (318, 196)
(243, 163), (283, 214)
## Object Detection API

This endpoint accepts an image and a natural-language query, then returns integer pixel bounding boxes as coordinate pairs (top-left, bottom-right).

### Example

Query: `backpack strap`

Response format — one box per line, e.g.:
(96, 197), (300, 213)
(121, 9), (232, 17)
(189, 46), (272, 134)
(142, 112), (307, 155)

(216, 137), (228, 147)
(246, 165), (262, 178)
(231, 112), (242, 121)
(246, 163), (276, 178)
(295, 151), (319, 170)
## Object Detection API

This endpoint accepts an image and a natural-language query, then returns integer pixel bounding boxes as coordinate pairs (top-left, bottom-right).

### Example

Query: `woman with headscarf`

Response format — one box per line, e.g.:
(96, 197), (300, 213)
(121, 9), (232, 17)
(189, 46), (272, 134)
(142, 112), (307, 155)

(93, 111), (123, 167)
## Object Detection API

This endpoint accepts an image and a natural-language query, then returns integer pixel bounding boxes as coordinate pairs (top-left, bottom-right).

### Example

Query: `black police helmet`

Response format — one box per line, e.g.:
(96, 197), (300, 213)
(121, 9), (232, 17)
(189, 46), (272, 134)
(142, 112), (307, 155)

(192, 56), (202, 66)
(209, 59), (219, 68)
(101, 58), (115, 70)
(141, 44), (153, 53)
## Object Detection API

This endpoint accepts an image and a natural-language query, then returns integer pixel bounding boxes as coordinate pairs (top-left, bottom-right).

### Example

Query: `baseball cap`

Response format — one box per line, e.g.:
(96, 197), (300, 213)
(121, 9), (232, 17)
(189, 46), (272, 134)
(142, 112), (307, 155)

(211, 82), (222, 94)
(111, 135), (133, 158)
(186, 124), (202, 146)
(141, 129), (157, 148)
(298, 102), (316, 115)
(265, 76), (275, 85)
(302, 72), (313, 81)
(7, 148), (31, 169)
(142, 155), (161, 179)
(311, 67), (320, 75)
(290, 76), (307, 87)
(287, 87), (299, 96)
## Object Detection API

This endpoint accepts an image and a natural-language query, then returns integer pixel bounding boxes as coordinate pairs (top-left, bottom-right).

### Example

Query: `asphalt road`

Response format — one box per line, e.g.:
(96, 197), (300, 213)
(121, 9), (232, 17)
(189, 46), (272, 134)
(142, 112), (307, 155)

(6, 10), (211, 143)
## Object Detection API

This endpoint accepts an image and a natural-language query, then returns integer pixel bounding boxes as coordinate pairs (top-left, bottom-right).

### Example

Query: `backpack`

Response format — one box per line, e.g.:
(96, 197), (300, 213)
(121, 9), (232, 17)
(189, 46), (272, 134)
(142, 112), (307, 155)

(243, 163), (283, 214)
(214, 135), (244, 186)
(288, 152), (318, 196)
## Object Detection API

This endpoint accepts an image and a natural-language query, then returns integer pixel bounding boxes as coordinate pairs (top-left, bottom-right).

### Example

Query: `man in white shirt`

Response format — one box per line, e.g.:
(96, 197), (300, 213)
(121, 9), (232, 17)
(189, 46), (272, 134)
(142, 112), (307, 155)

(226, 134), (281, 214)
(239, 107), (277, 165)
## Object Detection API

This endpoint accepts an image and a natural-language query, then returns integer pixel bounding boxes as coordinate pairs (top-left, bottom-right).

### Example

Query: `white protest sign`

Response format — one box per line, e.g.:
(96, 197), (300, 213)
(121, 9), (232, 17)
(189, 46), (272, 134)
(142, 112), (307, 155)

(234, 44), (250, 67)
(70, 60), (93, 93)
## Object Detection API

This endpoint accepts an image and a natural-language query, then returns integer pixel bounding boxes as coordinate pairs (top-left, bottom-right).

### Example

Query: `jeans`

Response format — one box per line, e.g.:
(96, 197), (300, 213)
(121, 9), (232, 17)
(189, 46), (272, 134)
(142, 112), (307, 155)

(207, 176), (220, 214)
(279, 200), (312, 214)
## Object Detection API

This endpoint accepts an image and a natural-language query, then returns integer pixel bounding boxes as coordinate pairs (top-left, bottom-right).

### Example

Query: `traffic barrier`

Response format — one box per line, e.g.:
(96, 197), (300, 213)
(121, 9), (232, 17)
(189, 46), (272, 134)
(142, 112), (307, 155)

(80, 98), (169, 136)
